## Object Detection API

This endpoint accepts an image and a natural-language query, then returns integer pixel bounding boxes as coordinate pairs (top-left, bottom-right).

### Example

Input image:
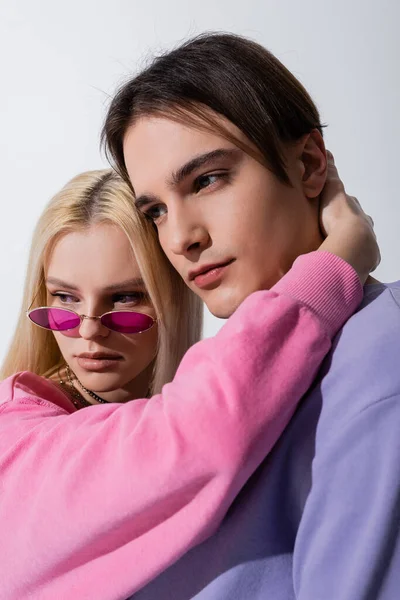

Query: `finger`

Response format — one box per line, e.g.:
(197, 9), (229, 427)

(325, 154), (345, 189)
(347, 196), (365, 217)
(326, 156), (339, 175)
(350, 196), (361, 207)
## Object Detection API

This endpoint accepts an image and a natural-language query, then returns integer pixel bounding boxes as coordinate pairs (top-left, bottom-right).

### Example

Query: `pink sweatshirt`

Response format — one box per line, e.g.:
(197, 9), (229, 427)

(0, 252), (361, 600)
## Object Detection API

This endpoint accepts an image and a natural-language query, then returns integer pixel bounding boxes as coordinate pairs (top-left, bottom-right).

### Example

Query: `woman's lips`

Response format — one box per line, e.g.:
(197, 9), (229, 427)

(76, 355), (123, 372)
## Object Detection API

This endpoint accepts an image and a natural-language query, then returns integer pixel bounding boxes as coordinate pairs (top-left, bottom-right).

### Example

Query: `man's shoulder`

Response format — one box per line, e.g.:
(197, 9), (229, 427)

(362, 280), (400, 311)
(352, 280), (400, 325)
(315, 281), (400, 422)
(334, 280), (400, 364)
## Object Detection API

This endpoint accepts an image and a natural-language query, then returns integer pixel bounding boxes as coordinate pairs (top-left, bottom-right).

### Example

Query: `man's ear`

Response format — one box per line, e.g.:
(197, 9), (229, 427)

(298, 129), (327, 198)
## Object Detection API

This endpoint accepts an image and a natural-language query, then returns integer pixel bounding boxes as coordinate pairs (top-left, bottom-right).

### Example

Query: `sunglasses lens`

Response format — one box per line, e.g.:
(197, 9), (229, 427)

(28, 308), (81, 331)
(101, 311), (155, 334)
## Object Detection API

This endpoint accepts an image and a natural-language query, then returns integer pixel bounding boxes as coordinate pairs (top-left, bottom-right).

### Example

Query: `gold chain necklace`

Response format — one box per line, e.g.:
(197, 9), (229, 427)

(58, 365), (110, 408)
(59, 365), (151, 407)
(58, 366), (92, 409)
(68, 366), (110, 404)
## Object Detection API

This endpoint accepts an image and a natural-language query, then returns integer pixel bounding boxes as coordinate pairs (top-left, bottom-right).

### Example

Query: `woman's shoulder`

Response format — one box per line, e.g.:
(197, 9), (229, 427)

(0, 371), (75, 413)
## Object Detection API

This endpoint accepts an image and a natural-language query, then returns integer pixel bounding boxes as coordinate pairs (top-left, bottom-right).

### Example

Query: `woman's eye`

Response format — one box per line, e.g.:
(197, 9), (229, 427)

(113, 292), (147, 305)
(51, 293), (78, 304)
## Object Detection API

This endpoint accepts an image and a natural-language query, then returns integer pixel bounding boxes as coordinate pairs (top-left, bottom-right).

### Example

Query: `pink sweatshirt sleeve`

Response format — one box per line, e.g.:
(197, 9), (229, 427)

(0, 251), (361, 600)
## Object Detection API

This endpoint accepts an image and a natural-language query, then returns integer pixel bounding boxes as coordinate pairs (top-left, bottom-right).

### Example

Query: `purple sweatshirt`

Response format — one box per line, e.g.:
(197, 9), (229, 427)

(132, 281), (400, 599)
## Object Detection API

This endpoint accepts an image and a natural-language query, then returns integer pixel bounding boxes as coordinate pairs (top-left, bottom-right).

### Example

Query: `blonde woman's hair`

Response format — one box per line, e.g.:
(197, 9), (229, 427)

(0, 169), (203, 394)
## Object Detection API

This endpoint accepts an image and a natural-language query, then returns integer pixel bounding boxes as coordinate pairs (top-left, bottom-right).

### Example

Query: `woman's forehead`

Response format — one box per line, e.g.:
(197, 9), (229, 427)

(45, 224), (143, 291)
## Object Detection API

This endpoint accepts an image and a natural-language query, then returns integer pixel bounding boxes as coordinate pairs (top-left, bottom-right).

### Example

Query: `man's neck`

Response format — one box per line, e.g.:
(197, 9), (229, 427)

(365, 275), (381, 286)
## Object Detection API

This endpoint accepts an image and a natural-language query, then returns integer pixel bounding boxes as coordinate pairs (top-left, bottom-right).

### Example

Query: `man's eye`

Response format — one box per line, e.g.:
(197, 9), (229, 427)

(194, 172), (229, 193)
(144, 205), (167, 223)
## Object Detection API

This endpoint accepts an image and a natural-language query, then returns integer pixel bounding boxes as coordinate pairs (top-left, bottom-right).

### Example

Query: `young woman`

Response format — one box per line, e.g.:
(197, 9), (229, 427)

(0, 161), (376, 600)
(1, 169), (202, 401)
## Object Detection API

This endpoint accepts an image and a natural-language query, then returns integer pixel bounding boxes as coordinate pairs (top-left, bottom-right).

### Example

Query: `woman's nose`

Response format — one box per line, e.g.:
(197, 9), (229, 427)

(78, 315), (110, 340)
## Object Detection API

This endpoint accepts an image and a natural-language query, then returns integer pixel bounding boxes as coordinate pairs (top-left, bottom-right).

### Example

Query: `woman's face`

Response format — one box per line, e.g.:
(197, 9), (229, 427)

(45, 223), (158, 402)
(123, 116), (325, 318)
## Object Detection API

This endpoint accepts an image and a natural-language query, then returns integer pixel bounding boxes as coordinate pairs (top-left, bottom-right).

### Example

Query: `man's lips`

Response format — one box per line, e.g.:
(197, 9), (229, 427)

(189, 259), (235, 290)
(188, 259), (235, 281)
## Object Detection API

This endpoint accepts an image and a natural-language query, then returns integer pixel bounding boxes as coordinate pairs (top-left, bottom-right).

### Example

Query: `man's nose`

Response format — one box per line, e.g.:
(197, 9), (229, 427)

(165, 208), (210, 257)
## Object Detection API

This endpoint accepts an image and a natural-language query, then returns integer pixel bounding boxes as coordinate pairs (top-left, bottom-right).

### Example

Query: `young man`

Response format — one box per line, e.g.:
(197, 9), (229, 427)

(104, 33), (400, 598)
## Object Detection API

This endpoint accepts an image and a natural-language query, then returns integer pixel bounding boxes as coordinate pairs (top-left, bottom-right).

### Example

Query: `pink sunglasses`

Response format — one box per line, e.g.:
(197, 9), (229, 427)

(27, 306), (156, 334)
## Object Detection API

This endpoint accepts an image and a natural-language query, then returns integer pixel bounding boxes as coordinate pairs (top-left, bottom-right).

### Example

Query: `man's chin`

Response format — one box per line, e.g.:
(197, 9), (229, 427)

(204, 288), (248, 319)
(202, 274), (277, 318)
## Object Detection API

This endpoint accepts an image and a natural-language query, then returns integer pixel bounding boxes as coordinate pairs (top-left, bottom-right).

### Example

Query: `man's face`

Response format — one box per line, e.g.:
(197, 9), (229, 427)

(123, 115), (324, 318)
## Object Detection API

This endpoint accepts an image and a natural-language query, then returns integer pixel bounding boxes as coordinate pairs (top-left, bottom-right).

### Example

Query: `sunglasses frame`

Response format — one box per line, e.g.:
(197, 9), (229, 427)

(26, 306), (157, 334)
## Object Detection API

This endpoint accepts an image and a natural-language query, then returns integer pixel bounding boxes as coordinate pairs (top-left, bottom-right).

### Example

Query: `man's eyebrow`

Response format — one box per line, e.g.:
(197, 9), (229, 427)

(134, 148), (240, 209)
(134, 192), (160, 210)
(169, 148), (240, 187)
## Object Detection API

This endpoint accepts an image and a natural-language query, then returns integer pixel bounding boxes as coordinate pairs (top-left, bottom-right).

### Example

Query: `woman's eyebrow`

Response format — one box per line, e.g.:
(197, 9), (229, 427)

(103, 278), (145, 292)
(45, 278), (145, 292)
(46, 277), (79, 290)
